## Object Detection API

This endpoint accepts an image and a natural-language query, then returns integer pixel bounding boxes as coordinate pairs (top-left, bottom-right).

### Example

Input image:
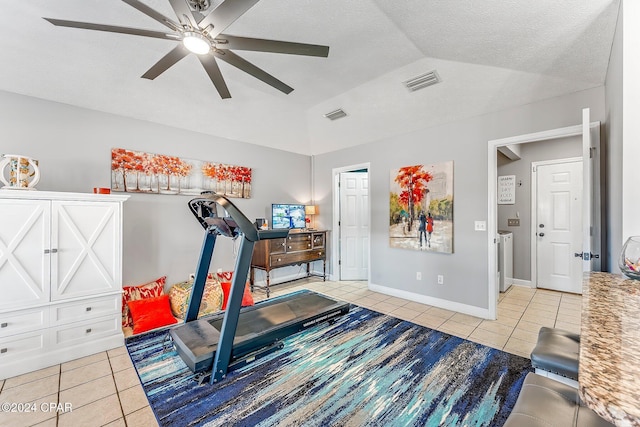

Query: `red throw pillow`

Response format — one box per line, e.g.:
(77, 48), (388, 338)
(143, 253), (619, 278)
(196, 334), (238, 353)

(220, 282), (255, 310)
(122, 276), (166, 328)
(128, 294), (177, 334)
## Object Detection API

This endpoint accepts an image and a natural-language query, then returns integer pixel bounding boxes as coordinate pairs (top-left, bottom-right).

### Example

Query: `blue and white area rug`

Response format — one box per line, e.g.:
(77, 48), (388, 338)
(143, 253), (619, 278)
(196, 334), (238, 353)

(126, 306), (532, 427)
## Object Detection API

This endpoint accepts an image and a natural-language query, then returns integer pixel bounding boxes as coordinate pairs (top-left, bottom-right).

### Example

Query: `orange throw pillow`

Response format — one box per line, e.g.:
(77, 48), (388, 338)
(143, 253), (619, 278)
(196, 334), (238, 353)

(128, 294), (177, 334)
(122, 276), (166, 328)
(220, 282), (255, 310)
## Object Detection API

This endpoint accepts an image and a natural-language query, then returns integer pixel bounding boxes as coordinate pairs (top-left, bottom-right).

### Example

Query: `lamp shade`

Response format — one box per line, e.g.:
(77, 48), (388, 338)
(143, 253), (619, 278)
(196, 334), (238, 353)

(305, 205), (318, 215)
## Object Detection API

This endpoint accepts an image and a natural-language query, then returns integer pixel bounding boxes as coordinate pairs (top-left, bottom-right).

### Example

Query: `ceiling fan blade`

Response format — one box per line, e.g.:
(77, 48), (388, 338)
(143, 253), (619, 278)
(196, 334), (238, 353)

(214, 50), (293, 94)
(218, 35), (329, 57)
(198, 56), (231, 99)
(142, 45), (190, 80)
(200, 0), (260, 39)
(43, 18), (179, 41)
(121, 0), (181, 31)
(169, 0), (199, 28)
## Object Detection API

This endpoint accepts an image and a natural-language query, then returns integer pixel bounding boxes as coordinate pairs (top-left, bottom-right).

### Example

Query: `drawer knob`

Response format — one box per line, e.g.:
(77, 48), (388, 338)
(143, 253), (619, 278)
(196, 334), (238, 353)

(0, 348), (7, 354)
(86, 307), (92, 312)
(277, 258), (282, 262)
(1, 322), (7, 328)
(86, 328), (92, 333)
(308, 244), (311, 247)
(288, 246), (292, 249)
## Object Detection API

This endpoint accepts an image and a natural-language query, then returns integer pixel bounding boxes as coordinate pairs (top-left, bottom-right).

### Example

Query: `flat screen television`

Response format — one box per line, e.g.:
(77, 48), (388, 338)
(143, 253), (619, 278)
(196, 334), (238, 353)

(272, 203), (306, 229)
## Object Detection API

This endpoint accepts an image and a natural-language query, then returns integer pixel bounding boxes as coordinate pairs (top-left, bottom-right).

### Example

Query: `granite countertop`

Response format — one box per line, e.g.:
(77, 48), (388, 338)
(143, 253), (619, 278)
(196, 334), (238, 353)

(580, 272), (640, 427)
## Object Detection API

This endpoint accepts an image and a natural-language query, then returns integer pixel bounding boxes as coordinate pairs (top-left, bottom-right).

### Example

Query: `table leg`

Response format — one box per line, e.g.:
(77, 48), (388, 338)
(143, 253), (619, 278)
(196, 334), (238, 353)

(250, 267), (255, 292)
(266, 270), (271, 298)
(323, 259), (326, 281)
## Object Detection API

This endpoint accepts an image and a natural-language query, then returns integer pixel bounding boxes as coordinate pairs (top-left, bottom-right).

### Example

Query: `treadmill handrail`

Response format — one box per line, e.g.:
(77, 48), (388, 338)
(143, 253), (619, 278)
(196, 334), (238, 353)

(189, 193), (290, 241)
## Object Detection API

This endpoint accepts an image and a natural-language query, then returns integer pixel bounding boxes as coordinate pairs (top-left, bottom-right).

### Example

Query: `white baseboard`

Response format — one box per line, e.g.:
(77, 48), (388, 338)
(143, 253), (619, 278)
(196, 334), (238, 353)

(512, 279), (533, 288)
(368, 282), (490, 319)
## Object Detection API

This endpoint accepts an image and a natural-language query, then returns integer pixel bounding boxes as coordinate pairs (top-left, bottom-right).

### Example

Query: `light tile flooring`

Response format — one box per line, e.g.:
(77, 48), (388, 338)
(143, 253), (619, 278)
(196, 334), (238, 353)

(0, 280), (582, 427)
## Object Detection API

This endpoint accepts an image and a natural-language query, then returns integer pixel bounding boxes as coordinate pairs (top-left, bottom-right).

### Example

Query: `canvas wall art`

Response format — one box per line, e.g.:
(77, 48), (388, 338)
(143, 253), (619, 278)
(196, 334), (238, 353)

(111, 148), (252, 198)
(390, 162), (454, 253)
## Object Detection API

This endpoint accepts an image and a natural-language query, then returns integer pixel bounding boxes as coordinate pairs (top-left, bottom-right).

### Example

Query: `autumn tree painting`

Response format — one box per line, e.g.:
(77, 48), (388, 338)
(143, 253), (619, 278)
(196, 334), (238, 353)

(389, 161), (454, 253)
(111, 148), (252, 198)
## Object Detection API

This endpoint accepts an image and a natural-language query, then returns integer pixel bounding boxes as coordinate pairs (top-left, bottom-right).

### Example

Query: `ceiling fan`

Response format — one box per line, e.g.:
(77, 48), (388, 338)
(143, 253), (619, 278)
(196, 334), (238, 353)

(44, 0), (329, 99)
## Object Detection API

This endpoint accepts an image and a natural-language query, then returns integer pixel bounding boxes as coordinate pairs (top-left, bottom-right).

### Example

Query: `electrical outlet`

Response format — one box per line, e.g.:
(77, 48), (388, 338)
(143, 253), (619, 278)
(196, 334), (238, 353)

(416, 272), (422, 280)
(437, 275), (444, 285)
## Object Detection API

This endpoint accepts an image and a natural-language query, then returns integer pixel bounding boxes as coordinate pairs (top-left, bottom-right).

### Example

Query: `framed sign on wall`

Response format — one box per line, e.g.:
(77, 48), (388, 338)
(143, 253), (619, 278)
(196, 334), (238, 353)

(498, 175), (516, 205)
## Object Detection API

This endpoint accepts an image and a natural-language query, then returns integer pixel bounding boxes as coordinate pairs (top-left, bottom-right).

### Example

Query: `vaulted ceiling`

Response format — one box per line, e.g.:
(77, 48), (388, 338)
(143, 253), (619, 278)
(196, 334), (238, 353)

(0, 0), (620, 155)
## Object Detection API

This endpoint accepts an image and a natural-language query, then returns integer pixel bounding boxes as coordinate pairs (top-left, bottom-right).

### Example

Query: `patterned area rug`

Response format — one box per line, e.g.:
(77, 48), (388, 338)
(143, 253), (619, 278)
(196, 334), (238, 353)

(126, 306), (532, 427)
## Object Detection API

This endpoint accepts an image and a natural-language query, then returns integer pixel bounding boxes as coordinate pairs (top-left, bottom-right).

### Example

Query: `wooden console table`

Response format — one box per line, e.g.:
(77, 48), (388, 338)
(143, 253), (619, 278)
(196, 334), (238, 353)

(250, 230), (327, 297)
(579, 272), (640, 426)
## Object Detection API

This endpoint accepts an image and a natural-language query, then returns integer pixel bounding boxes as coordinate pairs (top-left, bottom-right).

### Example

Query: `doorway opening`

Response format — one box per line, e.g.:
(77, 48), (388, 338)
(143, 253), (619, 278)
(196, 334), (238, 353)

(487, 111), (601, 319)
(332, 163), (370, 282)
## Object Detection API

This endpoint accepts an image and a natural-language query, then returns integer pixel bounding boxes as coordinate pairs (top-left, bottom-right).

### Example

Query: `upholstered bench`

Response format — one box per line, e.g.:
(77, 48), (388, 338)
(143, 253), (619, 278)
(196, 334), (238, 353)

(530, 327), (580, 387)
(504, 373), (613, 427)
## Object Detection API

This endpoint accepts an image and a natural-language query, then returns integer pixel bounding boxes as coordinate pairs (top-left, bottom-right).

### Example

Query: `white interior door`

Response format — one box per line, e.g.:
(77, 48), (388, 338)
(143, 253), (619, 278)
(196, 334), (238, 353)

(535, 159), (583, 293)
(339, 172), (369, 280)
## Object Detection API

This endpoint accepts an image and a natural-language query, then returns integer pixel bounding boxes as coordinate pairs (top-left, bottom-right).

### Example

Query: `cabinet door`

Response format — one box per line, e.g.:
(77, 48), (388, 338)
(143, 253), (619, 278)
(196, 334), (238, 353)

(0, 199), (50, 310)
(51, 201), (121, 301)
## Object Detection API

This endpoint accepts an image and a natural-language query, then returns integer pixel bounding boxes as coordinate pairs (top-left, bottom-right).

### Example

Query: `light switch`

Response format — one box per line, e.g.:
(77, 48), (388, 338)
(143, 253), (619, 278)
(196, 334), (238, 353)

(474, 221), (487, 231)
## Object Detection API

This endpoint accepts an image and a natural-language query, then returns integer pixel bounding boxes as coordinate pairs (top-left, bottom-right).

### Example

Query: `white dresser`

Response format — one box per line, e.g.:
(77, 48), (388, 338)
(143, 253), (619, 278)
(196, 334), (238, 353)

(0, 190), (129, 379)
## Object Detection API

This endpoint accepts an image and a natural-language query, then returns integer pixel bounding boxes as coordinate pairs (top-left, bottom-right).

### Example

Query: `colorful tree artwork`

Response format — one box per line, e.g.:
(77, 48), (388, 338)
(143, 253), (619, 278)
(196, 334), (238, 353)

(111, 148), (252, 198)
(389, 161), (454, 253)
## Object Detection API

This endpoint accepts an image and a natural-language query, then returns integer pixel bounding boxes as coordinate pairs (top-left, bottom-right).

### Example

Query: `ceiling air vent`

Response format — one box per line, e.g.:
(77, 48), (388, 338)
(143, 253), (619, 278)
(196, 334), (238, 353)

(324, 108), (348, 121)
(403, 70), (441, 92)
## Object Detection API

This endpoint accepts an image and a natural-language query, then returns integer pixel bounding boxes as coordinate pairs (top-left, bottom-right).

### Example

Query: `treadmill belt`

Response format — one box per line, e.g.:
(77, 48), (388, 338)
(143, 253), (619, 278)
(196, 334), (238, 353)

(170, 290), (350, 373)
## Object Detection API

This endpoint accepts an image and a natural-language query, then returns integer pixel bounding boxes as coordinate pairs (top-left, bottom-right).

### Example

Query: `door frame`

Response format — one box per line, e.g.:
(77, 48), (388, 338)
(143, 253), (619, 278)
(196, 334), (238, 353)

(530, 156), (582, 291)
(487, 120), (600, 319)
(331, 162), (371, 282)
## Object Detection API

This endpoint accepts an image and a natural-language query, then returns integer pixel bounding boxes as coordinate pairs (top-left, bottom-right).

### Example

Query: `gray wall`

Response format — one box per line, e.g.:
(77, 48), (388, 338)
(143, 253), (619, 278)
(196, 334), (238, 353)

(0, 90), (311, 288)
(314, 87), (605, 311)
(497, 137), (582, 281)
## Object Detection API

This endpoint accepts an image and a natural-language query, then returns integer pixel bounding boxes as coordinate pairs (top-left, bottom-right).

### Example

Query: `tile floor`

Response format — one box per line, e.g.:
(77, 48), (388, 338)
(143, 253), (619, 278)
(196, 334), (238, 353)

(0, 280), (582, 427)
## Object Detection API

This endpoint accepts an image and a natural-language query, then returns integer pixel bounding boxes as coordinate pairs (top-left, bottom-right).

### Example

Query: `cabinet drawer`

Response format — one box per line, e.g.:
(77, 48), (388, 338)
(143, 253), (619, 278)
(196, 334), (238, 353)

(51, 295), (119, 325)
(52, 316), (120, 346)
(270, 250), (325, 267)
(0, 331), (46, 360)
(0, 307), (48, 338)
(286, 237), (312, 252)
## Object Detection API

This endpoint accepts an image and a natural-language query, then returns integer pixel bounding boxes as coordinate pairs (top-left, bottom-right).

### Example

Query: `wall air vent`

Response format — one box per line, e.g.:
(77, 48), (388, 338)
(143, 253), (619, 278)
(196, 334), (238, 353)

(403, 70), (441, 92)
(324, 108), (348, 121)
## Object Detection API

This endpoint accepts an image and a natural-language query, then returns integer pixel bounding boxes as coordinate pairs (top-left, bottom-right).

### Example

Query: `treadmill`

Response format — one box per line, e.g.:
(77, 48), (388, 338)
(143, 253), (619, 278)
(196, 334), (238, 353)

(170, 193), (350, 384)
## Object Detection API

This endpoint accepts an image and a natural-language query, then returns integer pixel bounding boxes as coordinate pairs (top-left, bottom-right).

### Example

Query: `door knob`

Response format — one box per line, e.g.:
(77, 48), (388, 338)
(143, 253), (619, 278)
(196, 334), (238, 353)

(539, 224), (545, 228)
(538, 232), (545, 237)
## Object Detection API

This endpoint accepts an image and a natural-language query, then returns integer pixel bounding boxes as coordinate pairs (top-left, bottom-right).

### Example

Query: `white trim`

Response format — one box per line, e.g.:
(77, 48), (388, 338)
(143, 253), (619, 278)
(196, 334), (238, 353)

(512, 278), (533, 288)
(487, 122), (600, 321)
(369, 282), (490, 319)
(331, 163), (371, 283)
(530, 157), (582, 290)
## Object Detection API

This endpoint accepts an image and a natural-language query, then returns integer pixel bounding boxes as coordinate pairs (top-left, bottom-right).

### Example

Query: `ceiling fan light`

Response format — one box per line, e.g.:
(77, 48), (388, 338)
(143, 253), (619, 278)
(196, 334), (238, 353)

(182, 32), (211, 55)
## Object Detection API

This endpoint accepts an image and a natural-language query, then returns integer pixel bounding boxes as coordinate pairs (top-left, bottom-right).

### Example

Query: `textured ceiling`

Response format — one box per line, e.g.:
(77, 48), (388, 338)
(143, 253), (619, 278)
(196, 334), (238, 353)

(0, 0), (620, 155)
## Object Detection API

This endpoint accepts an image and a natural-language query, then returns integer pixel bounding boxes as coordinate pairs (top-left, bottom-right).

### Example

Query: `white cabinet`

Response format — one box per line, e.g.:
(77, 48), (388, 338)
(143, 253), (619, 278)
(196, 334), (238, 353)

(0, 191), (128, 379)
